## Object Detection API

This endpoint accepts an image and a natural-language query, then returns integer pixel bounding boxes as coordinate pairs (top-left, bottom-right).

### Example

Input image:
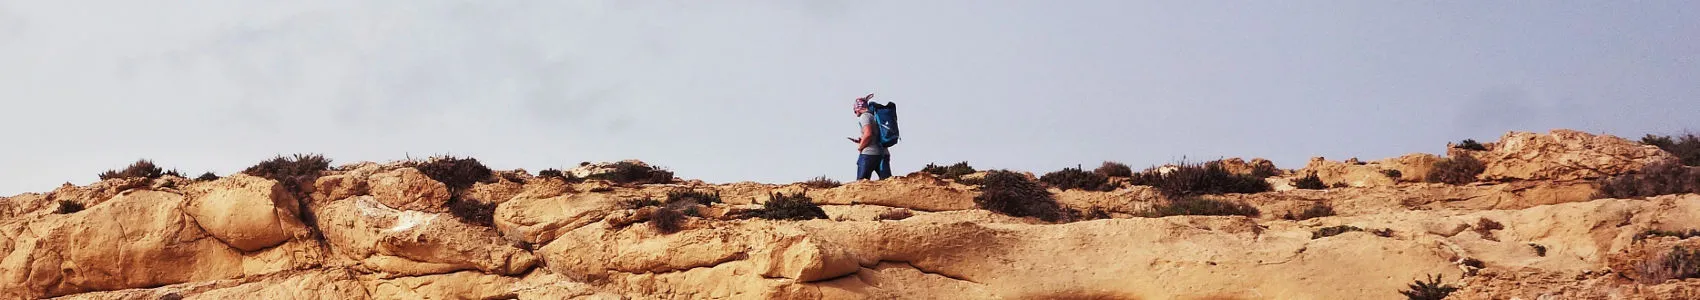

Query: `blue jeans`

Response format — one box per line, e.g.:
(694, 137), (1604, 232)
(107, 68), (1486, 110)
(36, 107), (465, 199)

(857, 154), (892, 181)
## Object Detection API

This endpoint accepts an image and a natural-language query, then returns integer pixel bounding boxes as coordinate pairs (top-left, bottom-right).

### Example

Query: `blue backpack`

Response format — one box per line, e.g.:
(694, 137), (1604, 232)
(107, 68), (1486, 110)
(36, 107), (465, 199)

(867, 102), (900, 147)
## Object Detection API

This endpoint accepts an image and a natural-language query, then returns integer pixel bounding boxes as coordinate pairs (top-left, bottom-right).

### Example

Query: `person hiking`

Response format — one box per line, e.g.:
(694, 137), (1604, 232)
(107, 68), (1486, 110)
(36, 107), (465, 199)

(849, 94), (892, 180)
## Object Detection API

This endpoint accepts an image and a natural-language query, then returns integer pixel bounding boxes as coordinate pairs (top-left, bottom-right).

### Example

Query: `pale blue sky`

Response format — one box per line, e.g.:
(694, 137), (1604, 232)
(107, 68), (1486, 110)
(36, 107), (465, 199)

(1, 1), (1696, 195)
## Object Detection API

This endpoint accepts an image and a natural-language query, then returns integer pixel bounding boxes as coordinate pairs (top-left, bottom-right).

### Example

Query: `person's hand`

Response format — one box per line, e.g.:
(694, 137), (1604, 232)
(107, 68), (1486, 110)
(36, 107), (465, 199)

(848, 137), (861, 143)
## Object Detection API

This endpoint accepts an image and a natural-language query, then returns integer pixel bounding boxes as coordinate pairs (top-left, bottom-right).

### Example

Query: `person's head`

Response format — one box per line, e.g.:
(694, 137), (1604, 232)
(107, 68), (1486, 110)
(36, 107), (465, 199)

(852, 97), (868, 116)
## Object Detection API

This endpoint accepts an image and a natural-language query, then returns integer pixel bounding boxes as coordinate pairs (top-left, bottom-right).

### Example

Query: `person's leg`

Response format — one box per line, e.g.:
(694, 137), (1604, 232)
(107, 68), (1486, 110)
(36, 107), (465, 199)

(856, 154), (875, 180)
(875, 154), (893, 180)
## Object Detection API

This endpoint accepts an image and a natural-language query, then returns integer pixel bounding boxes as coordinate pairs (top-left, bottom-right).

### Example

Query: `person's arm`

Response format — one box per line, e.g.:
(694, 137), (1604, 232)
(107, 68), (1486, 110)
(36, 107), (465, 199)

(858, 122), (875, 151)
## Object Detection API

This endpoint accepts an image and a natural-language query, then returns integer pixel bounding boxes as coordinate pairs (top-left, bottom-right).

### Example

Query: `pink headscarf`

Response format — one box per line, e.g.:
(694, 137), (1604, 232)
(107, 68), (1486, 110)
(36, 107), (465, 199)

(854, 98), (869, 114)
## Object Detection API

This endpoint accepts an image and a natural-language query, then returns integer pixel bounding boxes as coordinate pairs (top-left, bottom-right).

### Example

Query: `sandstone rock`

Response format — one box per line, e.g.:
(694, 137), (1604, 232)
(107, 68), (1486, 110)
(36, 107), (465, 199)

(318, 196), (535, 277)
(494, 193), (622, 245)
(1301, 157), (1398, 187)
(369, 168), (451, 213)
(1214, 157), (1276, 176)
(1380, 153), (1443, 182)
(1475, 129), (1675, 181)
(811, 173), (976, 211)
(185, 175), (308, 252)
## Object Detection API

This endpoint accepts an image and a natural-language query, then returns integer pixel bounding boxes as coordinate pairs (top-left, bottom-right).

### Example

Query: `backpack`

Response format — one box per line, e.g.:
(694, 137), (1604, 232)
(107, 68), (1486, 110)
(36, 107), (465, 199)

(866, 102), (901, 148)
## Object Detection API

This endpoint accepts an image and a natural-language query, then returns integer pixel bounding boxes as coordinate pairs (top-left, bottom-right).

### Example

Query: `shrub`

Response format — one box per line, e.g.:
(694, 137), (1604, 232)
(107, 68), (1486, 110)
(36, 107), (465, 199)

(99, 159), (165, 180)
(649, 206), (685, 234)
(745, 192), (827, 221)
(1425, 156), (1485, 185)
(586, 161), (674, 185)
(1530, 243), (1547, 257)
(1381, 169), (1404, 180)
(801, 176), (841, 189)
(411, 156), (493, 192)
(974, 170), (1067, 222)
(1040, 166), (1114, 191)
(1094, 161), (1133, 177)
(1293, 173), (1327, 190)
(1372, 228), (1395, 237)
(1399, 274), (1459, 300)
(590, 187), (615, 193)
(1282, 202), (1336, 220)
(877, 209), (914, 221)
(196, 172), (220, 181)
(1638, 245), (1700, 284)
(55, 200), (84, 214)
(666, 189), (722, 206)
(1643, 133), (1700, 166)
(1250, 163), (1281, 178)
(1634, 229), (1700, 242)
(500, 172), (524, 183)
(243, 154), (332, 183)
(619, 197), (662, 210)
(1312, 225), (1363, 239)
(1455, 139), (1487, 151)
(1475, 218), (1504, 241)
(1461, 258), (1485, 269)
(1596, 161), (1700, 199)
(446, 197), (496, 227)
(1137, 196), (1259, 218)
(922, 162), (977, 181)
(1129, 160), (1272, 196)
(537, 168), (583, 183)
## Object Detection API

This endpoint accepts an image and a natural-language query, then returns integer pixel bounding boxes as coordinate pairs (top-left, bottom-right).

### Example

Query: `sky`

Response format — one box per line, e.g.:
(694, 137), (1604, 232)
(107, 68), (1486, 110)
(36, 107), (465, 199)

(0, 1), (1696, 196)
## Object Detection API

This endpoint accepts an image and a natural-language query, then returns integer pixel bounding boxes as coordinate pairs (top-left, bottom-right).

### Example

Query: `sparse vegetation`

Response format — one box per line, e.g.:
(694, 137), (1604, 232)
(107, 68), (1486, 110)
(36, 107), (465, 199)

(1040, 166), (1115, 191)
(877, 209), (914, 221)
(55, 200), (84, 214)
(666, 189), (722, 206)
(195, 172), (219, 181)
(1293, 173), (1327, 190)
(1282, 202), (1336, 220)
(649, 205), (686, 234)
(98, 159), (165, 180)
(585, 161), (674, 185)
(801, 176), (841, 189)
(590, 187), (615, 193)
(1530, 243), (1547, 257)
(743, 192), (827, 221)
(974, 170), (1067, 222)
(1634, 229), (1700, 242)
(1128, 160), (1272, 196)
(410, 156), (494, 192)
(1425, 156), (1485, 185)
(1455, 139), (1488, 151)
(619, 197), (663, 210)
(1596, 161), (1699, 199)
(1399, 274), (1459, 300)
(1637, 245), (1700, 284)
(1461, 258), (1485, 269)
(1475, 218), (1504, 241)
(1642, 133), (1700, 166)
(1381, 169), (1403, 180)
(1137, 196), (1260, 218)
(1094, 161), (1133, 177)
(446, 197), (496, 227)
(1372, 228), (1395, 237)
(537, 168), (583, 183)
(922, 162), (977, 181)
(1312, 225), (1363, 239)
(1250, 163), (1280, 178)
(243, 154), (332, 184)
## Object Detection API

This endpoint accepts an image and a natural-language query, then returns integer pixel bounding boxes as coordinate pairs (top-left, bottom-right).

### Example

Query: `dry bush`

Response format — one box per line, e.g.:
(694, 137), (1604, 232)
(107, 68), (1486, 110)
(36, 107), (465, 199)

(1597, 161), (1700, 199)
(99, 159), (165, 180)
(619, 197), (662, 210)
(1129, 160), (1271, 196)
(921, 162), (977, 181)
(650, 206), (686, 234)
(1425, 156), (1485, 185)
(1094, 161), (1133, 177)
(1643, 133), (1700, 166)
(1282, 202), (1336, 220)
(1381, 169), (1403, 180)
(410, 156), (494, 192)
(1137, 196), (1259, 218)
(1250, 163), (1280, 178)
(195, 172), (219, 181)
(1454, 139), (1487, 151)
(801, 176), (841, 189)
(55, 200), (84, 214)
(587, 161), (674, 185)
(1293, 173), (1327, 190)
(974, 170), (1067, 222)
(1311, 225), (1363, 239)
(1399, 274), (1458, 300)
(1040, 166), (1115, 191)
(1474, 218), (1504, 241)
(1635, 229), (1700, 242)
(666, 189), (722, 206)
(1636, 245), (1700, 284)
(446, 197), (496, 227)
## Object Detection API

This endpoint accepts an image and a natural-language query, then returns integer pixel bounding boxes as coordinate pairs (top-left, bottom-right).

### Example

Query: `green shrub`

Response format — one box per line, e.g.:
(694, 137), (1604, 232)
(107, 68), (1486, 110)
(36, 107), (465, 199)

(744, 192), (827, 221)
(1129, 161), (1272, 196)
(1137, 196), (1259, 218)
(1040, 166), (1115, 191)
(1094, 161), (1133, 177)
(974, 170), (1067, 222)
(1399, 274), (1458, 300)
(446, 197), (496, 227)
(666, 189), (722, 206)
(1643, 133), (1700, 166)
(1293, 173), (1327, 190)
(1282, 202), (1335, 220)
(98, 159), (165, 180)
(1425, 156), (1485, 185)
(1381, 169), (1404, 180)
(586, 161), (674, 185)
(922, 162), (977, 181)
(801, 176), (841, 189)
(55, 200), (84, 214)
(411, 156), (494, 192)
(1312, 225), (1363, 239)
(195, 172), (220, 181)
(1455, 139), (1487, 151)
(1597, 161), (1700, 199)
